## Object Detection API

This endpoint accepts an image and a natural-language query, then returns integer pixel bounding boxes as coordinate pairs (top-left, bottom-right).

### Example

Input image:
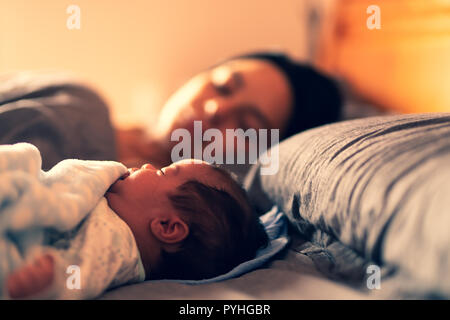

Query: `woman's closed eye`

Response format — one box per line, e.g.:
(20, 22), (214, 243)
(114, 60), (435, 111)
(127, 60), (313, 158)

(211, 70), (243, 97)
(213, 84), (231, 96)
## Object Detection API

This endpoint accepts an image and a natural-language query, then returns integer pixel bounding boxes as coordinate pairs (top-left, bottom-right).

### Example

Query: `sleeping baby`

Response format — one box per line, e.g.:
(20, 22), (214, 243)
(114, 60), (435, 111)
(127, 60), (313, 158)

(1, 144), (268, 299)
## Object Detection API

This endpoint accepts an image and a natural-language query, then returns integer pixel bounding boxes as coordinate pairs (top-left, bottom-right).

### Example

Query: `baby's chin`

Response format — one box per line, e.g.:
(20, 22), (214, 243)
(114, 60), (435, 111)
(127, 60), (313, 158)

(104, 191), (125, 218)
(106, 180), (121, 194)
(104, 190), (116, 207)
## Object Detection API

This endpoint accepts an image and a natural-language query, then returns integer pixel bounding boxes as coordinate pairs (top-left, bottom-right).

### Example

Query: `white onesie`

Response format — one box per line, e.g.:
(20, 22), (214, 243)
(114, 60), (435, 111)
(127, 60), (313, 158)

(37, 198), (146, 299)
(0, 142), (146, 299)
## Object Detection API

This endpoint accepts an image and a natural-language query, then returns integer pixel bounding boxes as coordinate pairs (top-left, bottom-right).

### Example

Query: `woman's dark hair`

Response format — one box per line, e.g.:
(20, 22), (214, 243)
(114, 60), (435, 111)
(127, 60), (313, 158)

(152, 168), (269, 280)
(230, 52), (343, 138)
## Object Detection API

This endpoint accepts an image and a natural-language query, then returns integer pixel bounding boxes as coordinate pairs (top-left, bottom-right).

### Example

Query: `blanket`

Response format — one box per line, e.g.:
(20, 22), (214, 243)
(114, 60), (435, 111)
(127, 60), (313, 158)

(0, 71), (117, 170)
(0, 142), (127, 297)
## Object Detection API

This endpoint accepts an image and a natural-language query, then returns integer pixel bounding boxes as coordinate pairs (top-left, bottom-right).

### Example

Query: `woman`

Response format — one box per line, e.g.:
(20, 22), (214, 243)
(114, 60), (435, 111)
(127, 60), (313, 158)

(0, 53), (342, 171)
(120, 52), (342, 173)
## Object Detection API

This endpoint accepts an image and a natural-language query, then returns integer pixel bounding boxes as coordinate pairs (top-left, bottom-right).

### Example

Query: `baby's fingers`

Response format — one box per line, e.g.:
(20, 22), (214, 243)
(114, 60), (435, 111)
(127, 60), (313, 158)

(7, 266), (36, 299)
(7, 270), (28, 298)
(7, 254), (54, 299)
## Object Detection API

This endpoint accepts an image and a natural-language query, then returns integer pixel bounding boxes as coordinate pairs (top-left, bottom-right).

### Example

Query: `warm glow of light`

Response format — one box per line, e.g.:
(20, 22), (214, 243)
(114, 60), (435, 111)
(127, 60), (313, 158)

(316, 0), (450, 113)
(204, 99), (219, 115)
(1, 0), (306, 129)
(211, 66), (232, 86)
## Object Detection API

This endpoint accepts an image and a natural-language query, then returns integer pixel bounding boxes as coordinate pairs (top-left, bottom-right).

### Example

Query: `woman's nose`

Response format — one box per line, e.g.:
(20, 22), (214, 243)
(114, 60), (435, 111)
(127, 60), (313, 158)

(203, 99), (219, 116)
(190, 99), (217, 123)
(194, 96), (234, 119)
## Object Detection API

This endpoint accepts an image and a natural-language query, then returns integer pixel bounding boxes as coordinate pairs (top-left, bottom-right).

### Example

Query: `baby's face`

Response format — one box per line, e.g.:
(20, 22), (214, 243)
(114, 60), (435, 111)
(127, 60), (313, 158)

(105, 159), (234, 276)
(105, 159), (227, 222)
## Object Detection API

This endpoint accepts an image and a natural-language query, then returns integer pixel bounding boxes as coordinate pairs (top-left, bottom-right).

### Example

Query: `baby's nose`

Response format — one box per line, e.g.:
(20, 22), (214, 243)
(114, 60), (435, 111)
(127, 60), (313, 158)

(141, 163), (156, 170)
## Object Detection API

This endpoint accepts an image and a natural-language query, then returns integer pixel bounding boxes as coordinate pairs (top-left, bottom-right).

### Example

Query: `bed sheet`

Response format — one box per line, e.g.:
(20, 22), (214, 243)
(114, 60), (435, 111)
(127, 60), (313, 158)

(99, 234), (369, 300)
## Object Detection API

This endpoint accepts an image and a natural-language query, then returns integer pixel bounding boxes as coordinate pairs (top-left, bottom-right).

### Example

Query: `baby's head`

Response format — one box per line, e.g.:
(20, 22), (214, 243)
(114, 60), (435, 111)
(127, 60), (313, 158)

(105, 159), (268, 280)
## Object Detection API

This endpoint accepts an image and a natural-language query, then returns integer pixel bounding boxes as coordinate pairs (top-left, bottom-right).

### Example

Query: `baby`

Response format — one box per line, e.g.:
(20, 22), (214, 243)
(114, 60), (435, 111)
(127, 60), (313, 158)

(6, 159), (268, 299)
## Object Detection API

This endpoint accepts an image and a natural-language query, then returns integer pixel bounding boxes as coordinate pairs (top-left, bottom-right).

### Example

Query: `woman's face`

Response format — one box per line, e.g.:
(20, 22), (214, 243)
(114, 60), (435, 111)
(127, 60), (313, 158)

(155, 59), (293, 144)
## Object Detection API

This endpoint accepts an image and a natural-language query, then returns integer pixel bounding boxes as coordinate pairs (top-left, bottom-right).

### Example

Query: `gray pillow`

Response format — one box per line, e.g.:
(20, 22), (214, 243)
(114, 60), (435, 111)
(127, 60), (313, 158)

(245, 113), (450, 298)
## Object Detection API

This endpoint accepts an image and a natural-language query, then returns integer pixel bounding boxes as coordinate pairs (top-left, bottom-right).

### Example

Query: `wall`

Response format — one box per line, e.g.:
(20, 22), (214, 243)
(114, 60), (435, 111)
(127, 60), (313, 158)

(0, 0), (308, 128)
(316, 0), (450, 113)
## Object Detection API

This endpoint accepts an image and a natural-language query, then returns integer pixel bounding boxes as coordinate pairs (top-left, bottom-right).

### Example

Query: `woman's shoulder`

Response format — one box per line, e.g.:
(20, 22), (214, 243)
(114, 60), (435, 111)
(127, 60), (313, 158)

(0, 71), (117, 168)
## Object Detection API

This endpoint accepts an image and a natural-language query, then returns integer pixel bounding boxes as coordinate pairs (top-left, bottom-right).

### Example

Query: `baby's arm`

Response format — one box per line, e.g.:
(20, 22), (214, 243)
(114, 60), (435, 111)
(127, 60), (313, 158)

(7, 254), (54, 299)
(7, 198), (144, 300)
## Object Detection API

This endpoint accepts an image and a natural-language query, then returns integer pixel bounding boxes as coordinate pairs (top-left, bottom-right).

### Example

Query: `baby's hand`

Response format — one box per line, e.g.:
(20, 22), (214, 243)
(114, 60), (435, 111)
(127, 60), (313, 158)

(7, 254), (54, 299)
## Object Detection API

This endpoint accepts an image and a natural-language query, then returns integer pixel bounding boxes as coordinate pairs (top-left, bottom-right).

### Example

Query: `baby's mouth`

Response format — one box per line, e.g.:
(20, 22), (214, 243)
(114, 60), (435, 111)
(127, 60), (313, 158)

(119, 171), (130, 180)
(118, 168), (139, 181)
(106, 169), (133, 194)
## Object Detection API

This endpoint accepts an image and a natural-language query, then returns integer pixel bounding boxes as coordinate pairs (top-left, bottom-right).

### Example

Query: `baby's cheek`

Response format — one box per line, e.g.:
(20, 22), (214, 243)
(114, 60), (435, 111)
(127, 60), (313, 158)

(105, 192), (124, 213)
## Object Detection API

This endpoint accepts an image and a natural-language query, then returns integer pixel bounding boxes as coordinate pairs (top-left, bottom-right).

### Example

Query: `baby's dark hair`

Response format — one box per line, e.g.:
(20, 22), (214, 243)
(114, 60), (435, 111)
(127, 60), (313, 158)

(153, 166), (269, 280)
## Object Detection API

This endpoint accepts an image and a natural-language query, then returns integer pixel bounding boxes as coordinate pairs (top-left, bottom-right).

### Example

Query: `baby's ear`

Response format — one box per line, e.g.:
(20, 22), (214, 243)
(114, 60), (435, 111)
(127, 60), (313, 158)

(150, 216), (189, 245)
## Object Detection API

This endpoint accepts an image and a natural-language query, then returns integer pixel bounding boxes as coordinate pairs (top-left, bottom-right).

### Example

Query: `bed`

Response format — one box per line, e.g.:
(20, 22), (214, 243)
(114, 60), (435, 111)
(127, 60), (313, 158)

(2, 73), (449, 299)
(100, 233), (368, 300)
(101, 112), (450, 300)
